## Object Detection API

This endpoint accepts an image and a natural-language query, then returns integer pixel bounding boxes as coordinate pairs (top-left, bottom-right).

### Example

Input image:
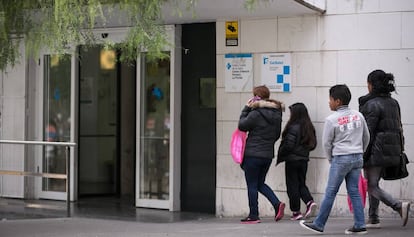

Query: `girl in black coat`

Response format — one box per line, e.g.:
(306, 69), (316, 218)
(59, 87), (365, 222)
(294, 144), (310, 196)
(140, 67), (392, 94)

(277, 103), (317, 220)
(359, 69), (410, 228)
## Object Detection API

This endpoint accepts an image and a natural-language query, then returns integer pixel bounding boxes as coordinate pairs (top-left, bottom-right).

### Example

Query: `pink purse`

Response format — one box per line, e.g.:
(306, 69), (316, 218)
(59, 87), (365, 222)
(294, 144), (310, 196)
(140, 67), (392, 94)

(347, 171), (368, 213)
(230, 129), (247, 164)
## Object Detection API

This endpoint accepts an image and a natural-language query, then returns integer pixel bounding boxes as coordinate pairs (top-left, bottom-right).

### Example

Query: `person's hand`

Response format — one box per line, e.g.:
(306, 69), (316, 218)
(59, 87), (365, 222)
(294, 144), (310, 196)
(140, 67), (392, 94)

(247, 96), (261, 106)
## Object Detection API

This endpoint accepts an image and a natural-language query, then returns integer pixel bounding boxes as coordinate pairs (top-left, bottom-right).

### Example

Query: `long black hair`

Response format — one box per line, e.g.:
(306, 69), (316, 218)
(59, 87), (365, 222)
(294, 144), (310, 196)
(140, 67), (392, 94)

(368, 69), (396, 94)
(282, 102), (317, 149)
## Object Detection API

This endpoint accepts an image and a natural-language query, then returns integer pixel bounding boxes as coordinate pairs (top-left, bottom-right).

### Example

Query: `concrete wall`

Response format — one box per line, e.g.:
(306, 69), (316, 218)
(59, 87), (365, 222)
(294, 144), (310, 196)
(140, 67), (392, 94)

(0, 42), (26, 198)
(216, 0), (414, 218)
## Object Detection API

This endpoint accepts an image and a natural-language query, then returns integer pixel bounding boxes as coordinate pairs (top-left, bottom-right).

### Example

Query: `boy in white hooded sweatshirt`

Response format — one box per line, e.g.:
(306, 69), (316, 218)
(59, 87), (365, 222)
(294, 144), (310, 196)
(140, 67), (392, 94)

(300, 84), (370, 235)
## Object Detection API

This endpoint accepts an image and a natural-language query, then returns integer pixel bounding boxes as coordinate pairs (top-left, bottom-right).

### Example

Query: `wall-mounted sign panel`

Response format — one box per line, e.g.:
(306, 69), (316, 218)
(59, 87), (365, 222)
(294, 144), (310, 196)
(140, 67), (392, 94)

(261, 53), (291, 92)
(225, 21), (238, 46)
(225, 53), (253, 92)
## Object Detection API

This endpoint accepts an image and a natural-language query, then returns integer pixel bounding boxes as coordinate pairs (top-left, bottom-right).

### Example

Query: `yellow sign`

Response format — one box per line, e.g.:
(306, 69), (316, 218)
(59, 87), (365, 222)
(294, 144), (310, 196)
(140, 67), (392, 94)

(225, 21), (238, 46)
(225, 21), (238, 38)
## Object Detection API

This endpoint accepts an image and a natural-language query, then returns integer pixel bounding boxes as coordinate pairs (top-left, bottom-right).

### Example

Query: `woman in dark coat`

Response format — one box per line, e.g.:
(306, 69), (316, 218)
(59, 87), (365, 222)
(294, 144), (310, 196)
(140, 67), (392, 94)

(277, 103), (317, 220)
(359, 69), (410, 228)
(238, 85), (285, 224)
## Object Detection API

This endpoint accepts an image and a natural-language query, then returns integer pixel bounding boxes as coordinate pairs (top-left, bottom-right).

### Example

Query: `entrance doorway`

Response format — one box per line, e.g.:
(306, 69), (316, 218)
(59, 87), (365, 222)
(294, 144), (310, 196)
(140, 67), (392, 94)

(78, 45), (136, 199)
(37, 26), (180, 209)
(181, 23), (216, 213)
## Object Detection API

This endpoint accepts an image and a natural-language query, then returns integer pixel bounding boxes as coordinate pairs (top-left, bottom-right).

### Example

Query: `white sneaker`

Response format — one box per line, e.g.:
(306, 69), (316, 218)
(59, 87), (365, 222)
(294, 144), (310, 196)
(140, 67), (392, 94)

(304, 201), (317, 218)
(400, 202), (410, 227)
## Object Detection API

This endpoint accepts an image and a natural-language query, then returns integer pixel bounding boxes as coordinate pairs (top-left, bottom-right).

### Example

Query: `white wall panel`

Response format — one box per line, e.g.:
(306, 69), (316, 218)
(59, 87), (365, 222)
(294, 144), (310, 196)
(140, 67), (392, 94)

(326, 0), (380, 15)
(240, 19), (277, 53)
(216, 88), (244, 121)
(216, 154), (245, 189)
(394, 88), (414, 126)
(216, 55), (225, 88)
(318, 15), (359, 50)
(278, 16), (318, 51)
(357, 13), (401, 49)
(316, 52), (338, 86)
(312, 122), (325, 157)
(1, 98), (25, 139)
(380, 0), (414, 12)
(0, 43), (26, 198)
(315, 87), (331, 121)
(337, 51), (379, 87)
(3, 71), (25, 98)
(294, 52), (323, 87)
(402, 12), (414, 48)
(337, 50), (414, 87)
(216, 188), (248, 217)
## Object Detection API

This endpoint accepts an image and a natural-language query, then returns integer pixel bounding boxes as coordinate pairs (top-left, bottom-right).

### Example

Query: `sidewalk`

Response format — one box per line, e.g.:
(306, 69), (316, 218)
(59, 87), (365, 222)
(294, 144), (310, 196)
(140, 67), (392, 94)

(1, 216), (413, 237)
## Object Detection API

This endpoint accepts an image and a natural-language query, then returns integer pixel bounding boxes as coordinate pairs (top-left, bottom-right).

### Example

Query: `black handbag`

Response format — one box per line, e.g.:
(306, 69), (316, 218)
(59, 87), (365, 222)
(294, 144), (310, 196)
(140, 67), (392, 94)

(382, 152), (409, 180)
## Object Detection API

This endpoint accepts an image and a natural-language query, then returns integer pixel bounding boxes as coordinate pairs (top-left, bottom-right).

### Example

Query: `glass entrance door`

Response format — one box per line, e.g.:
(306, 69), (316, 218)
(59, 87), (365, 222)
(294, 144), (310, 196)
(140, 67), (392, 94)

(135, 25), (180, 211)
(39, 54), (73, 200)
(137, 54), (171, 209)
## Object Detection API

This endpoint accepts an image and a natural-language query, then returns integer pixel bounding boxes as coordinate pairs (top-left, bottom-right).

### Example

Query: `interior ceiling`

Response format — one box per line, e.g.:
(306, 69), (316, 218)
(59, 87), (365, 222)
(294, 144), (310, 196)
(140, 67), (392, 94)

(162, 0), (323, 24)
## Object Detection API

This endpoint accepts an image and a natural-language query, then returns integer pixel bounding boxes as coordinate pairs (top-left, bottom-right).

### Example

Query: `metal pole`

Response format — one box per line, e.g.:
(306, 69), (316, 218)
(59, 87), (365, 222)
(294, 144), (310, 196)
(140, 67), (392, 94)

(66, 146), (71, 217)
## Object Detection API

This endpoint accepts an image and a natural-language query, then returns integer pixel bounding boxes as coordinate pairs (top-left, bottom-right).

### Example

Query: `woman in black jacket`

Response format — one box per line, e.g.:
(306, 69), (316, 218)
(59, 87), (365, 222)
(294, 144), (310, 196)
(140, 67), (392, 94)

(238, 85), (285, 224)
(277, 103), (317, 220)
(359, 69), (410, 228)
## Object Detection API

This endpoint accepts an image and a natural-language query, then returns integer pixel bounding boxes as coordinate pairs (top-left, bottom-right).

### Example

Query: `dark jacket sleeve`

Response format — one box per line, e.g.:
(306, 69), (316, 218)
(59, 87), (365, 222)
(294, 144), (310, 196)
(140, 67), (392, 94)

(238, 106), (258, 131)
(278, 125), (298, 158)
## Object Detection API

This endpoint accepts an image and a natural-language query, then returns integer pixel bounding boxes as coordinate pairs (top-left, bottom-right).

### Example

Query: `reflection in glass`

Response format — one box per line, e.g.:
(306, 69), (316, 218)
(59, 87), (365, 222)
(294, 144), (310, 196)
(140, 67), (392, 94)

(140, 54), (170, 200)
(78, 45), (118, 195)
(43, 54), (71, 192)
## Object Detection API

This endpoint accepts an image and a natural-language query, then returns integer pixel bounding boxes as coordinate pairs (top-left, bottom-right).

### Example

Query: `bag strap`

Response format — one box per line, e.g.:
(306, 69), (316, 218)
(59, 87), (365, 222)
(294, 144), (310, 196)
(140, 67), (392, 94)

(396, 102), (405, 152)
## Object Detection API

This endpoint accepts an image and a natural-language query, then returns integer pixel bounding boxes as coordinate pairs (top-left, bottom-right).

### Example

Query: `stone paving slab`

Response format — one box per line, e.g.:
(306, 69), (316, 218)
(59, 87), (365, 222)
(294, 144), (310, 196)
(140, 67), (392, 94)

(0, 216), (413, 237)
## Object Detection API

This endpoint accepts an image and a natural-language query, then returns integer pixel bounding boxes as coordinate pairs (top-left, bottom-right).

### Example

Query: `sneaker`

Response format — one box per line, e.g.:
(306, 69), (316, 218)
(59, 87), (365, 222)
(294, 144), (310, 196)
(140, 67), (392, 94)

(240, 216), (261, 224)
(299, 220), (323, 234)
(344, 226), (367, 235)
(399, 202), (410, 227)
(274, 202), (285, 222)
(290, 212), (303, 220)
(304, 200), (317, 218)
(366, 219), (381, 229)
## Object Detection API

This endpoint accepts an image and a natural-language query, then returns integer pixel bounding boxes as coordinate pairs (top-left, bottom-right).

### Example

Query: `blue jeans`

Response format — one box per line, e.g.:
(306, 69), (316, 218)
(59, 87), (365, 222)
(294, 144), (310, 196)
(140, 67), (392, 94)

(243, 157), (280, 218)
(313, 154), (365, 230)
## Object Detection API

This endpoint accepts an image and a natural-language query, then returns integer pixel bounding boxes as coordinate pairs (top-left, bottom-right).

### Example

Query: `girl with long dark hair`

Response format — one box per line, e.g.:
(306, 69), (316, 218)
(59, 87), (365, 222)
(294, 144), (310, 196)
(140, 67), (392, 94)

(277, 102), (317, 220)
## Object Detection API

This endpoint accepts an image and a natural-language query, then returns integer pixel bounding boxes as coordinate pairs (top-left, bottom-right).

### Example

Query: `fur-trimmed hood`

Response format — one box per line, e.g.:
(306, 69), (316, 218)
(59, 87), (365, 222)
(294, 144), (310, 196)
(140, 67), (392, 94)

(248, 99), (285, 112)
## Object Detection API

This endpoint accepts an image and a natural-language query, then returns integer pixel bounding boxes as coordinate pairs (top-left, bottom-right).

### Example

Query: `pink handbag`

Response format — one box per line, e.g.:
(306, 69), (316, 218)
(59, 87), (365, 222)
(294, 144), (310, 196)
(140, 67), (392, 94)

(230, 129), (247, 164)
(347, 171), (368, 213)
